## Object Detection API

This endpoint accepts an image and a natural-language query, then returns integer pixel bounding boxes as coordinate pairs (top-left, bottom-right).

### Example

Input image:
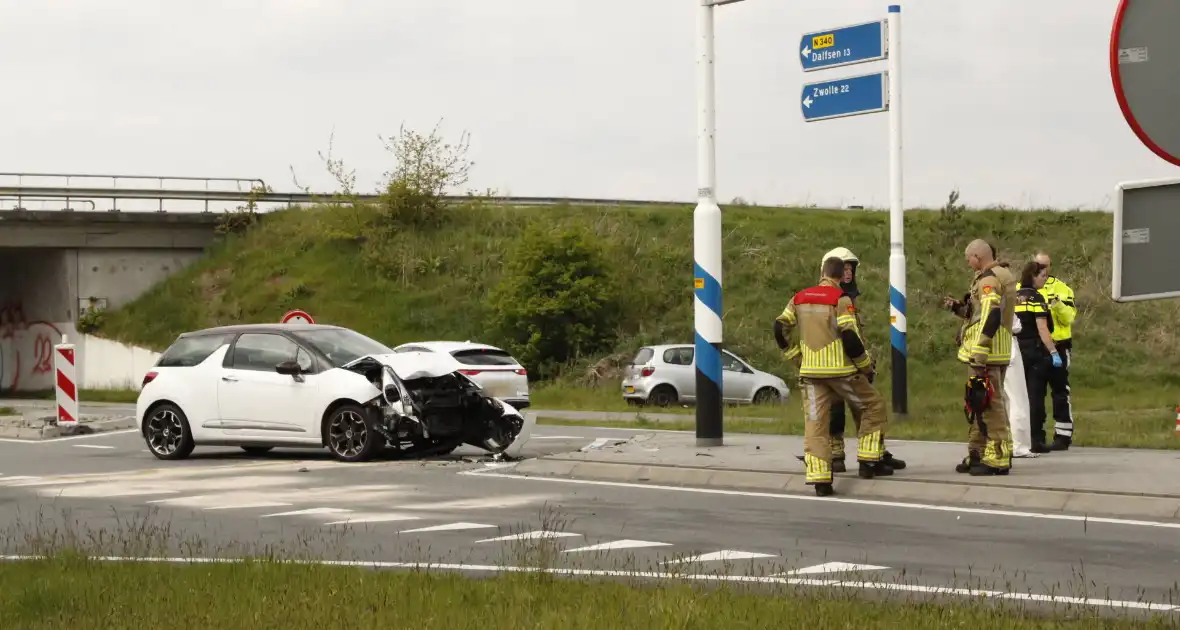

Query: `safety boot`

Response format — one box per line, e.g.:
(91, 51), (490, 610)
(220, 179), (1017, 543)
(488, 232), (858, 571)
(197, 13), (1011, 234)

(831, 456), (847, 473)
(858, 461), (893, 479)
(1048, 435), (1071, 451)
(969, 461), (1010, 476)
(882, 451), (906, 470)
(956, 452), (980, 473)
(814, 483), (834, 497)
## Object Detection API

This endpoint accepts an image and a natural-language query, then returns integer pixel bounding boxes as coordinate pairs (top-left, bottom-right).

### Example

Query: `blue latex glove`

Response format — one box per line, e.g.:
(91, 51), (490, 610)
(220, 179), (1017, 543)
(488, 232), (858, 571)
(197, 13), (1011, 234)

(1051, 352), (1062, 368)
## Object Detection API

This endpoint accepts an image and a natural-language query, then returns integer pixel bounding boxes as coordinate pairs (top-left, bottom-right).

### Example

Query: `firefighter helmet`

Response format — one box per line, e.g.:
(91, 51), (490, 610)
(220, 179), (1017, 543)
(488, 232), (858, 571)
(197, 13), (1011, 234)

(820, 247), (859, 274)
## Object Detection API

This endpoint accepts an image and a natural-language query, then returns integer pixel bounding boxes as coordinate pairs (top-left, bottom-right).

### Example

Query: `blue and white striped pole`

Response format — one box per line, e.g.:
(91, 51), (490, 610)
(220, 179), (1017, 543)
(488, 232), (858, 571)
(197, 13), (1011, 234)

(887, 4), (908, 416)
(695, 0), (724, 446)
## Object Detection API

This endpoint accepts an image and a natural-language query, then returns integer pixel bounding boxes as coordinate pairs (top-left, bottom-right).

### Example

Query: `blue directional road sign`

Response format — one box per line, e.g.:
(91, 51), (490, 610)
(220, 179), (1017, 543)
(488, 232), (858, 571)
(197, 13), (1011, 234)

(801, 71), (889, 122)
(799, 20), (888, 72)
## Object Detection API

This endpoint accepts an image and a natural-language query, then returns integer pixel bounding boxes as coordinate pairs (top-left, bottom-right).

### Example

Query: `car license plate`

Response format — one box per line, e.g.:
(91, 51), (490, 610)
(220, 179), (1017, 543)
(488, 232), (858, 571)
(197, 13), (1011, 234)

(624, 386), (635, 393)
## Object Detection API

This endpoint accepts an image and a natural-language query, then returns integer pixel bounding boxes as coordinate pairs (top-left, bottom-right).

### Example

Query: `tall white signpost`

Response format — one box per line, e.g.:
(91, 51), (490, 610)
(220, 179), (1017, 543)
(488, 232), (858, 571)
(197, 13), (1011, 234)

(694, 0), (742, 447)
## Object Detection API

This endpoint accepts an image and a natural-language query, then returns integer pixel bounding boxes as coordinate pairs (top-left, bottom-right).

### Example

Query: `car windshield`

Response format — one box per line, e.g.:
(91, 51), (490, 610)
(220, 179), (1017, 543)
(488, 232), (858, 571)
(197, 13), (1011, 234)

(291, 328), (394, 367)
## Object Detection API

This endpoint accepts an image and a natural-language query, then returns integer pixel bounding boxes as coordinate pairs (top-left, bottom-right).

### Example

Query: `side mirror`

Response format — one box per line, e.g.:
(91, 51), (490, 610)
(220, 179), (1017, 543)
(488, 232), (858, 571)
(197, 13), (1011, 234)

(276, 360), (302, 376)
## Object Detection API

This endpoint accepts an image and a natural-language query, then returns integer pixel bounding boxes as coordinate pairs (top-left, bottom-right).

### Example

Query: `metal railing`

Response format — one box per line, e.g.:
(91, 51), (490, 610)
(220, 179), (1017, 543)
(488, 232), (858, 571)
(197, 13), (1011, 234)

(0, 172), (694, 213)
(0, 197), (96, 212)
(0, 173), (272, 213)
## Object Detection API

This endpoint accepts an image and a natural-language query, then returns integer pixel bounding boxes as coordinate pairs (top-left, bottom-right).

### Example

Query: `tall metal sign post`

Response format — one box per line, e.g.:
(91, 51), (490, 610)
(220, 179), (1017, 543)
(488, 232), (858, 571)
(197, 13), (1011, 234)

(695, 0), (747, 447)
(799, 6), (907, 416)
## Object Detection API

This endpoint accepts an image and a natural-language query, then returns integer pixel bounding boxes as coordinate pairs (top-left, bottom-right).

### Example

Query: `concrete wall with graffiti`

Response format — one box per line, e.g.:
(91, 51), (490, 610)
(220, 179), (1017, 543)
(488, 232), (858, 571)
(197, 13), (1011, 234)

(0, 305), (161, 392)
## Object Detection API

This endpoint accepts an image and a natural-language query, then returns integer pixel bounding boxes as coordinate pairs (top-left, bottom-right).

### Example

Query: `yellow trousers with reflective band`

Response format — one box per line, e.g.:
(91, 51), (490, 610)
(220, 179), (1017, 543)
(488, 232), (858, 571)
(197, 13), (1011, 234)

(800, 373), (889, 484)
(967, 365), (1013, 469)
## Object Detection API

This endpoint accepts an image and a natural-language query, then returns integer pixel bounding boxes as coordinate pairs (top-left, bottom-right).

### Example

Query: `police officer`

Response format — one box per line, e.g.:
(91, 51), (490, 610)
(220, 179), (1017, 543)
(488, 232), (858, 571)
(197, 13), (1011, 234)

(946, 239), (1015, 476)
(1031, 251), (1076, 450)
(788, 248), (905, 473)
(775, 256), (893, 497)
(1014, 260), (1061, 453)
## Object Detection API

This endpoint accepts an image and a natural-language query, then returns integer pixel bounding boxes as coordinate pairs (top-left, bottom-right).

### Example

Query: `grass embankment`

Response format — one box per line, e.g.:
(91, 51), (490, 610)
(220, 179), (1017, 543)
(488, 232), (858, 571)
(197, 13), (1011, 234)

(0, 556), (1168, 629)
(0, 407), (15, 416)
(94, 202), (1180, 449)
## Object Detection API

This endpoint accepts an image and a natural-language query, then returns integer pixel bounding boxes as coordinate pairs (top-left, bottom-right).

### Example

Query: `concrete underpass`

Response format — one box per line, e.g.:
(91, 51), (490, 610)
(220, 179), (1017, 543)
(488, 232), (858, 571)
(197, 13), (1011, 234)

(0, 210), (219, 392)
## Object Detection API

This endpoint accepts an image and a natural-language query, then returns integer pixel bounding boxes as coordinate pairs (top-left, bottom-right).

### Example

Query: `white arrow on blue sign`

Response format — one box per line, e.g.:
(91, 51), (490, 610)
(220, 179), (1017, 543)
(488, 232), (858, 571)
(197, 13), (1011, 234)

(799, 20), (888, 72)
(801, 71), (889, 122)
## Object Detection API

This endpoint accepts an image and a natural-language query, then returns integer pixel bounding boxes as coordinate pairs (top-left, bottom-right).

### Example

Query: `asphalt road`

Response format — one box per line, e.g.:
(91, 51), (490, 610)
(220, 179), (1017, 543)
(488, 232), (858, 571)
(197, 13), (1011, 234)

(2, 423), (1179, 615)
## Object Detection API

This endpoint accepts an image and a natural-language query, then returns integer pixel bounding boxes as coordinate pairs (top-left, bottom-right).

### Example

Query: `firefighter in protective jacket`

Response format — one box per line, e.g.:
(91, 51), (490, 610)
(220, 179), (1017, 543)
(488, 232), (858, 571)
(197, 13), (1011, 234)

(775, 256), (894, 497)
(947, 239), (1015, 476)
(785, 247), (905, 473)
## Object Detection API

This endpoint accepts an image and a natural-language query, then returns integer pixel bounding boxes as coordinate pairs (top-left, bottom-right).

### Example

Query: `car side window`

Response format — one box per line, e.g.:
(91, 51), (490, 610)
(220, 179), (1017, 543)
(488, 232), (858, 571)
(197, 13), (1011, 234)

(157, 334), (232, 368)
(721, 352), (748, 373)
(662, 348), (694, 365)
(230, 333), (307, 372)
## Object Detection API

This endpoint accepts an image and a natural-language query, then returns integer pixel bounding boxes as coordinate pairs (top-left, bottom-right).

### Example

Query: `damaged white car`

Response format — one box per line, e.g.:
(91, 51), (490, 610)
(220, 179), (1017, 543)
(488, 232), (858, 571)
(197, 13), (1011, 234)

(136, 323), (534, 462)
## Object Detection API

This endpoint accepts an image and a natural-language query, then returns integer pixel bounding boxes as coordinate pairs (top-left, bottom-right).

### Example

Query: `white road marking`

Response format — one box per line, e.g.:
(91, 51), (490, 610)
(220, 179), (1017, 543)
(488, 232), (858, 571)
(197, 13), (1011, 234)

(563, 539), (672, 553)
(145, 495), (293, 511)
(0, 555), (1174, 612)
(784, 562), (890, 575)
(0, 476), (41, 483)
(462, 469), (1180, 530)
(203, 502), (293, 511)
(73, 445), (116, 450)
(392, 495), (556, 511)
(399, 522), (497, 534)
(530, 435), (584, 440)
(476, 530), (581, 543)
(261, 508), (353, 518)
(323, 513), (422, 526)
(663, 550), (775, 564)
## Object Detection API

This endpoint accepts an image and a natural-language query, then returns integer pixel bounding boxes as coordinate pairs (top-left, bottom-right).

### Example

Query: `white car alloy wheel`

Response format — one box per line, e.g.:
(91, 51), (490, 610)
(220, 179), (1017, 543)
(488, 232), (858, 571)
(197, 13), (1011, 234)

(144, 403), (195, 460)
(325, 404), (382, 462)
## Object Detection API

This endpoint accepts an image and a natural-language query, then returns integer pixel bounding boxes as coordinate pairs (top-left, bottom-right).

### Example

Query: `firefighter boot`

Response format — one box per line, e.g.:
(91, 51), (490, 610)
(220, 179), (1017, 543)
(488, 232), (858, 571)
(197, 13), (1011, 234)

(858, 460), (894, 479)
(883, 450), (906, 470)
(815, 483), (834, 497)
(832, 456), (847, 473)
(956, 451), (981, 474)
(1049, 435), (1071, 451)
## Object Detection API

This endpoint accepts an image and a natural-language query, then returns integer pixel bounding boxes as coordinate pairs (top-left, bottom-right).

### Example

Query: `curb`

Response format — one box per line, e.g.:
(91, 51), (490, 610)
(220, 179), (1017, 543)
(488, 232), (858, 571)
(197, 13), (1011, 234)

(0, 416), (138, 440)
(512, 458), (1180, 521)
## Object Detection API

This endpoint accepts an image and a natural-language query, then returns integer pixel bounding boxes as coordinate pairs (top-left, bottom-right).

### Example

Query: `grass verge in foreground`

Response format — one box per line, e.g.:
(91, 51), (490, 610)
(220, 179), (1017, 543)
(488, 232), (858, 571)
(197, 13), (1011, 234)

(0, 555), (1170, 629)
(0, 389), (140, 404)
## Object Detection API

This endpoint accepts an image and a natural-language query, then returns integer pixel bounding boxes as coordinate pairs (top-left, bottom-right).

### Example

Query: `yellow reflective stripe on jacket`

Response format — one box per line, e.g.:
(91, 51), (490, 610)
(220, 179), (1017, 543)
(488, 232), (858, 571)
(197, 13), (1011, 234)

(1013, 302), (1047, 314)
(957, 322), (1012, 364)
(836, 314), (858, 330)
(798, 338), (859, 377)
(1039, 277), (1075, 341)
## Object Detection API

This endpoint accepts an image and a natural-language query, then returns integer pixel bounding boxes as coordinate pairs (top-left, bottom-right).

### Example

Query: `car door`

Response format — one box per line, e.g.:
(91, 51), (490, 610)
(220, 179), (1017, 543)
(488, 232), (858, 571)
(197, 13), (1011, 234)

(720, 350), (757, 401)
(216, 332), (321, 438)
(661, 346), (697, 401)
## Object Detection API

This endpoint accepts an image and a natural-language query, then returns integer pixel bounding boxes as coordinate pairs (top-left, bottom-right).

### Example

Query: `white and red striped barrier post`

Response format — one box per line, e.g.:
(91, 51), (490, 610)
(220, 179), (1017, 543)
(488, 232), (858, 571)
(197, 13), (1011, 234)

(54, 335), (78, 426)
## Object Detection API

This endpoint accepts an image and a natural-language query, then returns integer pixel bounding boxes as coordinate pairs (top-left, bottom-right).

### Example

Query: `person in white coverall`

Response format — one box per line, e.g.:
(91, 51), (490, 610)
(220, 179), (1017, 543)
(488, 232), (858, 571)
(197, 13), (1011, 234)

(1005, 308), (1035, 458)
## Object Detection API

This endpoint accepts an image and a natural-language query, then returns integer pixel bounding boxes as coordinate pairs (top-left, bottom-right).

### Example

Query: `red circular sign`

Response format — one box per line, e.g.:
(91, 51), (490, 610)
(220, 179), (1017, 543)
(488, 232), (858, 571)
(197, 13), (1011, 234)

(280, 309), (315, 324)
(1110, 0), (1180, 166)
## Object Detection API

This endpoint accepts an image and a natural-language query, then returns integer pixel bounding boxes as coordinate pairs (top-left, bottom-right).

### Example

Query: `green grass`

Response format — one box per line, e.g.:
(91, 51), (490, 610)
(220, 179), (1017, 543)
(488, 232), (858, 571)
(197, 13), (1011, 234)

(0, 407), (15, 416)
(1, 555), (1170, 629)
(93, 201), (1180, 447)
(531, 383), (1180, 449)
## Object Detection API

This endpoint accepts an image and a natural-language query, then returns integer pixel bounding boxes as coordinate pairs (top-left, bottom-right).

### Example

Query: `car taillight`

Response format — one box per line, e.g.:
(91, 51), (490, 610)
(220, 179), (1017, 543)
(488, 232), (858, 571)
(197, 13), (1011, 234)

(514, 369), (527, 376)
(459, 369), (482, 376)
(142, 371), (158, 387)
(640, 366), (655, 377)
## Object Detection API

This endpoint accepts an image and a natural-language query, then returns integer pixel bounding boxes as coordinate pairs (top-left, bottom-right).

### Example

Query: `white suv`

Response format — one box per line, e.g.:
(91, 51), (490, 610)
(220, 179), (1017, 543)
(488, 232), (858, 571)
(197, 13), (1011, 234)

(392, 341), (530, 409)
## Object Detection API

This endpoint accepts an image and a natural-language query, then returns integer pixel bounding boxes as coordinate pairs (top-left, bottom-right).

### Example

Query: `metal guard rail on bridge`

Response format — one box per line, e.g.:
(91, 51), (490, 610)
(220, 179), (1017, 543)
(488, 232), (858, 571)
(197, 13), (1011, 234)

(0, 186), (691, 209)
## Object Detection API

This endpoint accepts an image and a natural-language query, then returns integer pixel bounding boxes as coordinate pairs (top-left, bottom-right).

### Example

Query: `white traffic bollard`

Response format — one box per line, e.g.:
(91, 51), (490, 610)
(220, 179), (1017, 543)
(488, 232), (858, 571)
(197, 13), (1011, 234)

(54, 335), (78, 427)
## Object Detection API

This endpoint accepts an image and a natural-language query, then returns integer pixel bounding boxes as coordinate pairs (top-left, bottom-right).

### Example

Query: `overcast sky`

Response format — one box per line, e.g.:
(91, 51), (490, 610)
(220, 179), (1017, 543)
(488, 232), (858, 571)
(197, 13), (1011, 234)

(1, 0), (1176, 212)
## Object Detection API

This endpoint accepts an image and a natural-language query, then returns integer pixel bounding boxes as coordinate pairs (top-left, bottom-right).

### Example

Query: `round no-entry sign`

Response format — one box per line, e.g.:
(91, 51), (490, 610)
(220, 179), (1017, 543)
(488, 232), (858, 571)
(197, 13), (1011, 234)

(1110, 0), (1180, 166)
(280, 309), (315, 324)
